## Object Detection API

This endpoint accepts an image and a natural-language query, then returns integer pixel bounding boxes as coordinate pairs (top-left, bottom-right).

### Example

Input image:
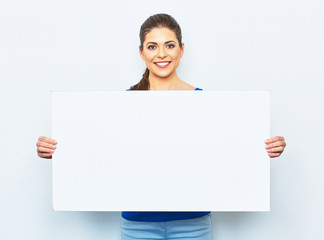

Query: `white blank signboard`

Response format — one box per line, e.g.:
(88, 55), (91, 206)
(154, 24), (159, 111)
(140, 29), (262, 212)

(51, 90), (270, 212)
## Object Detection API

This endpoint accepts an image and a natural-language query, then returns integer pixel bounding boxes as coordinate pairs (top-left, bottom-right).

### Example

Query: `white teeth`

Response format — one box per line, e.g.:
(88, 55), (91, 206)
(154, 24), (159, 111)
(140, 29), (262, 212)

(156, 62), (170, 66)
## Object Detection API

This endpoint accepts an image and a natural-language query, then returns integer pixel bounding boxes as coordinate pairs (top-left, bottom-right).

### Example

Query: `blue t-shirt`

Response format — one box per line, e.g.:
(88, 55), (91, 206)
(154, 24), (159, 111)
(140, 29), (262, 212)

(123, 87), (210, 222)
(126, 87), (202, 91)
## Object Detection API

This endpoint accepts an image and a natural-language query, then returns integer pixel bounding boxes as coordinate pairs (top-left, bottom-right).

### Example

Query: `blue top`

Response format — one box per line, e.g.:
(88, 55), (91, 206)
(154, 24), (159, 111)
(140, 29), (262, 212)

(126, 87), (203, 91)
(123, 87), (210, 222)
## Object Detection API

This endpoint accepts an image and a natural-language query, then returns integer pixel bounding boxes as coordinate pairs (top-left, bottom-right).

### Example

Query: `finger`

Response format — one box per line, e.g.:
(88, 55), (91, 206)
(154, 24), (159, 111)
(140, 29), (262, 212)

(264, 136), (284, 144)
(36, 141), (56, 150)
(267, 146), (284, 153)
(37, 146), (55, 153)
(38, 152), (53, 158)
(265, 140), (285, 149)
(268, 152), (280, 158)
(38, 136), (57, 145)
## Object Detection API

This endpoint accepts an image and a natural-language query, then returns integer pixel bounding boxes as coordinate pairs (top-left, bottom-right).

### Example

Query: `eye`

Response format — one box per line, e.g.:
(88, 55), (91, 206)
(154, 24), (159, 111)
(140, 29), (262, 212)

(166, 44), (175, 49)
(148, 45), (156, 50)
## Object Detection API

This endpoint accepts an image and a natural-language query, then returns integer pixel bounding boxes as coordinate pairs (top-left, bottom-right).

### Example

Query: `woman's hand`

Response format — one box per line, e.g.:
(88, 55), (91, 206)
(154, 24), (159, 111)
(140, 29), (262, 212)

(264, 136), (286, 158)
(36, 136), (57, 159)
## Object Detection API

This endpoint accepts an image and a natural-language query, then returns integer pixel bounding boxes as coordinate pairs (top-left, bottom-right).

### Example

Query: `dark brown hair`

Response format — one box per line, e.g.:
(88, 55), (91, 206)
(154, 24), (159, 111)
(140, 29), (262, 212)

(129, 13), (182, 90)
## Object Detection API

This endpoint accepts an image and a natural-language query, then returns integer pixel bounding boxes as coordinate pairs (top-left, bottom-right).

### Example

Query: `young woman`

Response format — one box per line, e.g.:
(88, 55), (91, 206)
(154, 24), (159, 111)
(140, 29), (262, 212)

(36, 13), (286, 240)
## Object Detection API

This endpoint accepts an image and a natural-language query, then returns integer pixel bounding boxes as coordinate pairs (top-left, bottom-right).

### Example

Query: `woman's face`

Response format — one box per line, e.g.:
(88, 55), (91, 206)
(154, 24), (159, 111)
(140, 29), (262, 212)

(139, 27), (184, 79)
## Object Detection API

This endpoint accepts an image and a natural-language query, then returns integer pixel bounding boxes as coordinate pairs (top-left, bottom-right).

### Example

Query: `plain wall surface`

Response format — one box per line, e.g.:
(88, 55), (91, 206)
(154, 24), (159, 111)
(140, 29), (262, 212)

(0, 0), (323, 239)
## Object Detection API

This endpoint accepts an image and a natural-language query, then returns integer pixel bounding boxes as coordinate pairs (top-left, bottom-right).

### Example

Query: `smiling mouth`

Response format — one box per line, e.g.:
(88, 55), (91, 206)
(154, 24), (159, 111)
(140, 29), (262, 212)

(154, 61), (171, 67)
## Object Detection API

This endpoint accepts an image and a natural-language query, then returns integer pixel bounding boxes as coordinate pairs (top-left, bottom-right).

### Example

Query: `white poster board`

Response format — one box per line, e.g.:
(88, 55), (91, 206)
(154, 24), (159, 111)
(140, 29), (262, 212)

(51, 90), (270, 211)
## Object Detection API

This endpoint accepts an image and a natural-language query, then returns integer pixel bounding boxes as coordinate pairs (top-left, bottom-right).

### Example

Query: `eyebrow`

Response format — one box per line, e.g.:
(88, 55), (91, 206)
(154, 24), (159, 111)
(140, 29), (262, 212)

(146, 40), (177, 45)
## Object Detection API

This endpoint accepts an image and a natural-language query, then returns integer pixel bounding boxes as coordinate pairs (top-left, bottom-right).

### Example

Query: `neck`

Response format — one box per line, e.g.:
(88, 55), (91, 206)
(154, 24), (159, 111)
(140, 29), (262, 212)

(148, 71), (183, 90)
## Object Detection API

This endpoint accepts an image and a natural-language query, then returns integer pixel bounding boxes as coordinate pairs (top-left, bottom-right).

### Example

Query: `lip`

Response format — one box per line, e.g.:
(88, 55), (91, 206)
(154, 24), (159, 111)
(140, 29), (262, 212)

(154, 61), (171, 68)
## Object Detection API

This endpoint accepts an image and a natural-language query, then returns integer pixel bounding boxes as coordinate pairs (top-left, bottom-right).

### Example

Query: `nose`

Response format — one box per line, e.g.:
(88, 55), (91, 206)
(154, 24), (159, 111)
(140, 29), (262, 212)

(158, 47), (167, 58)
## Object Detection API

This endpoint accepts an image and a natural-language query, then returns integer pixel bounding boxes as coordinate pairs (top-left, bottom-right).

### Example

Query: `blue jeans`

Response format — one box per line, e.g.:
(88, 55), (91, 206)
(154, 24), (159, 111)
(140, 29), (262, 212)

(121, 213), (212, 240)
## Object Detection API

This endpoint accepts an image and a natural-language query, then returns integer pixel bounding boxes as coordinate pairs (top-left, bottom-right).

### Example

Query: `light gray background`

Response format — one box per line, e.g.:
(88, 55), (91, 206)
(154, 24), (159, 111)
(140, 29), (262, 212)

(0, 0), (323, 239)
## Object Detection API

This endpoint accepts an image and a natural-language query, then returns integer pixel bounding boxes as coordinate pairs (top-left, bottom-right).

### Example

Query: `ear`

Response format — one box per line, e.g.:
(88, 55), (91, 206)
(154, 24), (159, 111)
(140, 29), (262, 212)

(180, 42), (185, 58)
(139, 45), (144, 60)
